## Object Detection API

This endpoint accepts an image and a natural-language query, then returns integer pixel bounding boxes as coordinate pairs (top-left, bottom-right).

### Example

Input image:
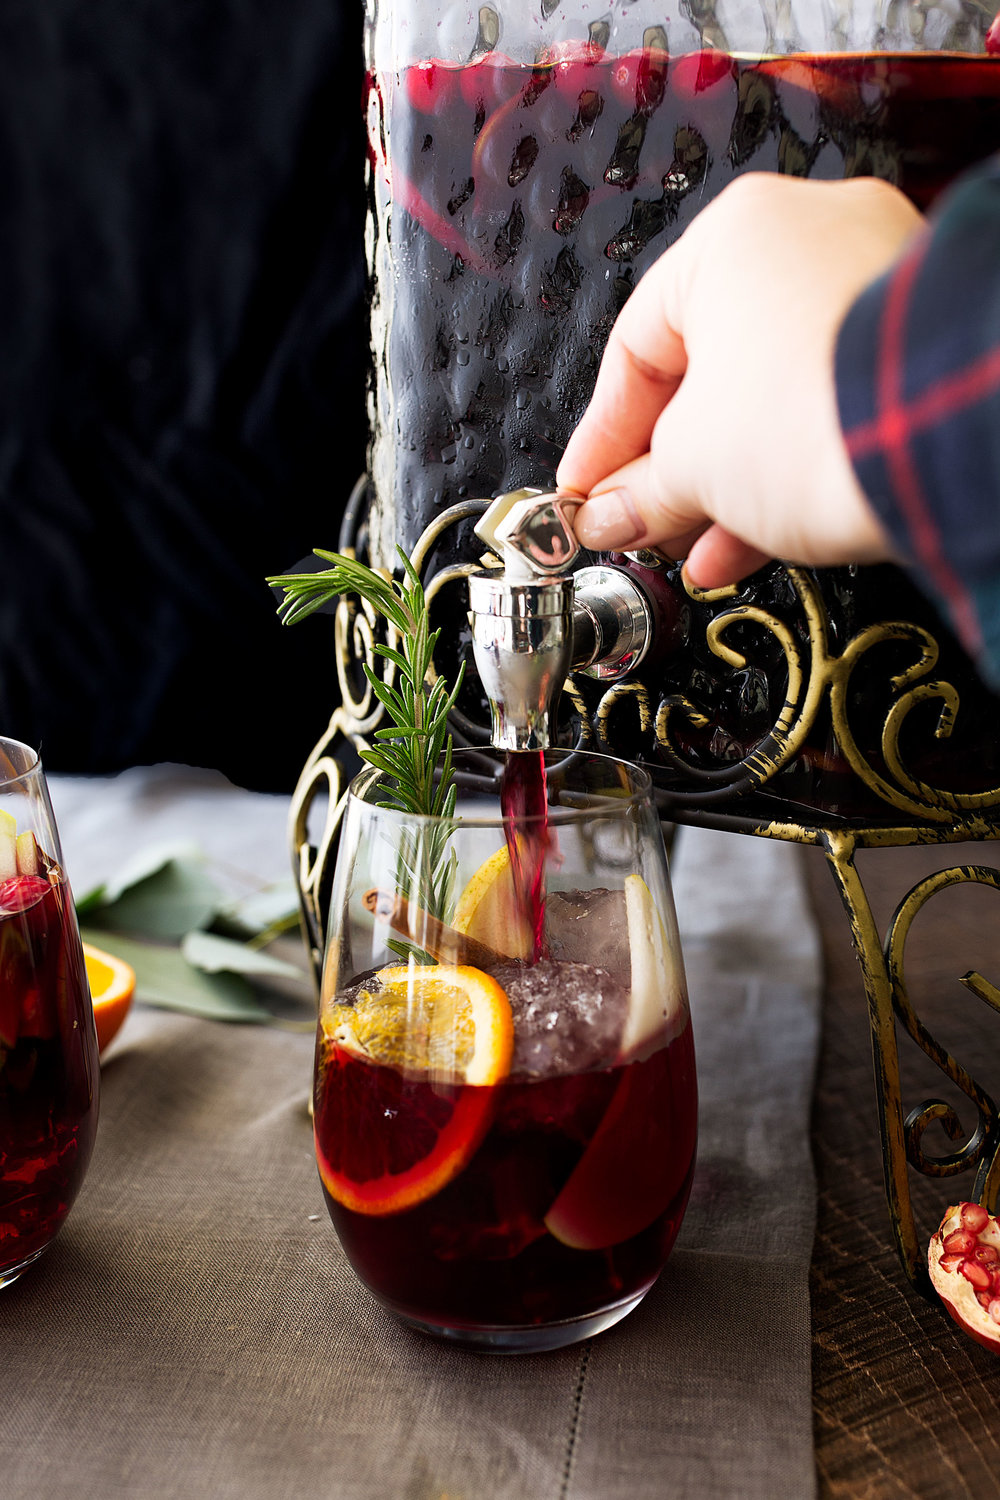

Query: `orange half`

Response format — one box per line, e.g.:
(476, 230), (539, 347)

(83, 942), (136, 1054)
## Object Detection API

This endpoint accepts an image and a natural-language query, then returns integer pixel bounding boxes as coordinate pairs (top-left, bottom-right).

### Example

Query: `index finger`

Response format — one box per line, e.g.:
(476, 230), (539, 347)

(556, 249), (688, 497)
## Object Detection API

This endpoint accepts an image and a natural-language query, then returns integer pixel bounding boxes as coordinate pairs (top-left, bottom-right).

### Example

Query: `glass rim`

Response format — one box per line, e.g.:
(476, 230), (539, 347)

(0, 736), (42, 792)
(346, 747), (654, 829)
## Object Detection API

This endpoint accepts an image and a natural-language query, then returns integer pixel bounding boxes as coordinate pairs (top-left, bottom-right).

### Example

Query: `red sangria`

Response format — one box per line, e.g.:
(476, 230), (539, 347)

(0, 738), (99, 1286)
(313, 749), (695, 1350)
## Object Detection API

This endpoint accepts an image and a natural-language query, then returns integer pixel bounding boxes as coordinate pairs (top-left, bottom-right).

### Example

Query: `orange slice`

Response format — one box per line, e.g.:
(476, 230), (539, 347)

(315, 964), (514, 1216)
(83, 942), (136, 1054)
(452, 844), (533, 961)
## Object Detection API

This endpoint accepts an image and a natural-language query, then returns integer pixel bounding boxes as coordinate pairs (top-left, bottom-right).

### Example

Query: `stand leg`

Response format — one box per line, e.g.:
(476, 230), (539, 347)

(821, 829), (926, 1289)
(821, 834), (1000, 1291)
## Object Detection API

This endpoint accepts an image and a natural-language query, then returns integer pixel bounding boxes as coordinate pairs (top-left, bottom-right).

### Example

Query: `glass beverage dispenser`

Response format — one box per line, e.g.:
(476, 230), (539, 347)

(359, 0), (1000, 818)
(294, 0), (1000, 1289)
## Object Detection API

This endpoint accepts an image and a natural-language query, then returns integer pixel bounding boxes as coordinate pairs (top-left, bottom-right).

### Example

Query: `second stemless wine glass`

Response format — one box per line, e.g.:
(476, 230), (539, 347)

(313, 748), (696, 1352)
(0, 737), (100, 1287)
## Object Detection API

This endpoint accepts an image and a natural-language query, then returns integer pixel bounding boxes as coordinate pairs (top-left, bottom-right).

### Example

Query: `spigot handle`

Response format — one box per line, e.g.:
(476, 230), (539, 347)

(474, 488), (583, 580)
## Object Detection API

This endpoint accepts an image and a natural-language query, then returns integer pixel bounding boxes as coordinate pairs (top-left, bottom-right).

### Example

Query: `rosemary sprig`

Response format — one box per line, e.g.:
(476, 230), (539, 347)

(267, 548), (465, 926)
(268, 547), (465, 820)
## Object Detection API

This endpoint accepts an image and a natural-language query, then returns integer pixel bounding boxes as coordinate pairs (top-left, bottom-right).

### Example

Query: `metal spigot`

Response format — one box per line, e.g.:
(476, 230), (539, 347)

(468, 488), (654, 751)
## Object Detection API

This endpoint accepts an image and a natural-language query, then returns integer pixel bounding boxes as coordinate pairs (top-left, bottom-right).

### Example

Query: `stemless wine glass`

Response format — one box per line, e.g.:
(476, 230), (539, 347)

(313, 747), (696, 1352)
(0, 737), (100, 1287)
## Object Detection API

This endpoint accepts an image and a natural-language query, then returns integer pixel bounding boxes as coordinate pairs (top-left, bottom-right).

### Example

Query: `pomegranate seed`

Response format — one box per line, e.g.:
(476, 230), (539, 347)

(961, 1202), (990, 1233)
(990, 1299), (1000, 1325)
(943, 1229), (978, 1256)
(960, 1258), (993, 1291)
(988, 15), (1000, 55)
(975, 1245), (1000, 1267)
(939, 1253), (965, 1272)
(991, 1267), (1000, 1294)
(977, 1290), (994, 1308)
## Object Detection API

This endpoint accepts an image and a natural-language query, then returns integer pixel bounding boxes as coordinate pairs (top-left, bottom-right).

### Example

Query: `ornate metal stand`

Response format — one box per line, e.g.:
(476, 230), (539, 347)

(290, 487), (1000, 1293)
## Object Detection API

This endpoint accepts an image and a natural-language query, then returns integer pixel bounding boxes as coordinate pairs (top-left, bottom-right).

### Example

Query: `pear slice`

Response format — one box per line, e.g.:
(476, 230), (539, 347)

(15, 830), (39, 876)
(0, 809), (17, 880)
(620, 873), (686, 1059)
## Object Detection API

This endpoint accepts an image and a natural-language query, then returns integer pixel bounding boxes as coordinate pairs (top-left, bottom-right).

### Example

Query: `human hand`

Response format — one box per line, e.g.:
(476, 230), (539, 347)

(556, 174), (926, 587)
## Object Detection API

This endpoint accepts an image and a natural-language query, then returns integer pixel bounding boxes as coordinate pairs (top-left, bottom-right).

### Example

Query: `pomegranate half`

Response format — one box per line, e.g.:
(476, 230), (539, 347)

(928, 1201), (1000, 1351)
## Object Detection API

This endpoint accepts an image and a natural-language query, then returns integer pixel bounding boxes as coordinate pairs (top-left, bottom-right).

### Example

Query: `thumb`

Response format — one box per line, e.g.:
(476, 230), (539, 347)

(573, 451), (708, 558)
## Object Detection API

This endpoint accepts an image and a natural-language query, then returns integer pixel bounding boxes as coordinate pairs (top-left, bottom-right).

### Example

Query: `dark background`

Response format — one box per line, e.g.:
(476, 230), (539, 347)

(0, 0), (368, 792)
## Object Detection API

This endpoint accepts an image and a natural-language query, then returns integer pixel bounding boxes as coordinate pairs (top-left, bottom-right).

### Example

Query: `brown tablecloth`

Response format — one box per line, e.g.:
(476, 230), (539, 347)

(2, 766), (825, 1499)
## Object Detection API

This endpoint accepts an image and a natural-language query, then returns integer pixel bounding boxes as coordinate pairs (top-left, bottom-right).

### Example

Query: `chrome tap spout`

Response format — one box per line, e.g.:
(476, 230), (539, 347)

(468, 491), (655, 751)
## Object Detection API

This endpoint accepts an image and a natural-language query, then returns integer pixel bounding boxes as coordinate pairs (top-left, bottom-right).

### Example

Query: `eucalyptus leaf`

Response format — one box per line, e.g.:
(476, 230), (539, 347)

(215, 882), (301, 938)
(79, 929), (270, 1024)
(99, 841), (210, 904)
(74, 883), (108, 917)
(84, 853), (223, 941)
(181, 929), (307, 982)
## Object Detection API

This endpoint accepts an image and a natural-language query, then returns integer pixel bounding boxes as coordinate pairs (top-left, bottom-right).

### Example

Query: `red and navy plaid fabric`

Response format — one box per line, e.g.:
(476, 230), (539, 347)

(836, 154), (1000, 689)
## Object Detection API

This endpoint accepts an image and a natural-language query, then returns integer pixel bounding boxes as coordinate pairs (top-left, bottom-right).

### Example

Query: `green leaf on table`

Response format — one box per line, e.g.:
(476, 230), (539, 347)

(181, 929), (307, 983)
(74, 883), (108, 918)
(81, 843), (224, 941)
(214, 881), (301, 939)
(80, 928), (270, 1024)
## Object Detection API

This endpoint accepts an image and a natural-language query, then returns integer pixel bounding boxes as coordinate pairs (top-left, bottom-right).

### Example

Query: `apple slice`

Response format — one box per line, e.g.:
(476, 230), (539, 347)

(15, 830), (39, 875)
(620, 873), (686, 1058)
(543, 1037), (696, 1250)
(0, 809), (17, 880)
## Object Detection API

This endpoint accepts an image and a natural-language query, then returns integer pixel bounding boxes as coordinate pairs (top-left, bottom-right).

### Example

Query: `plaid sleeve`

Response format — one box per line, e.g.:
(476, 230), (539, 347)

(835, 156), (1000, 690)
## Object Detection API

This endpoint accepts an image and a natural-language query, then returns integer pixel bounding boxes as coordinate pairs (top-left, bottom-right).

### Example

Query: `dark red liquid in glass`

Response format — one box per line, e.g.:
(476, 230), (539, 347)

(0, 870), (100, 1276)
(315, 1019), (696, 1332)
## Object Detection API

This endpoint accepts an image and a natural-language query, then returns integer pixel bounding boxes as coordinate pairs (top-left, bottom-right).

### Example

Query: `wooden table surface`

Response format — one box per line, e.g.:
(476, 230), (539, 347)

(805, 839), (1000, 1497)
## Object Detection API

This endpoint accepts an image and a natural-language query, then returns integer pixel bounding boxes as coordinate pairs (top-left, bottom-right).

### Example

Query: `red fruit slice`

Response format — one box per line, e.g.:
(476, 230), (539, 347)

(404, 60), (464, 116)
(0, 875), (50, 912)
(543, 1027), (696, 1250)
(542, 40), (600, 101)
(928, 1202), (1000, 1350)
(669, 48), (737, 100)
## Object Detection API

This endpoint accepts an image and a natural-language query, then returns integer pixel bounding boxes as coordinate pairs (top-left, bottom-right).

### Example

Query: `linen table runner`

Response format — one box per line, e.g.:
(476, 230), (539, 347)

(0, 767), (822, 1499)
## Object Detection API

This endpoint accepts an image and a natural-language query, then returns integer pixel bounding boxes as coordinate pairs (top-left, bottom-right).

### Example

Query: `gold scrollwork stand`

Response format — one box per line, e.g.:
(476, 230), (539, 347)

(289, 490), (1000, 1294)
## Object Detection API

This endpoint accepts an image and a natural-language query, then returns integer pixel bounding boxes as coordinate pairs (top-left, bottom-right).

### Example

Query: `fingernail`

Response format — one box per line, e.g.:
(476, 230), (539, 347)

(575, 489), (646, 550)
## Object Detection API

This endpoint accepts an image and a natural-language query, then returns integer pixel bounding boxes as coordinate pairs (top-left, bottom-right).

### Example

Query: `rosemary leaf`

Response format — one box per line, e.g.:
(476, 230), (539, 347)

(268, 547), (464, 917)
